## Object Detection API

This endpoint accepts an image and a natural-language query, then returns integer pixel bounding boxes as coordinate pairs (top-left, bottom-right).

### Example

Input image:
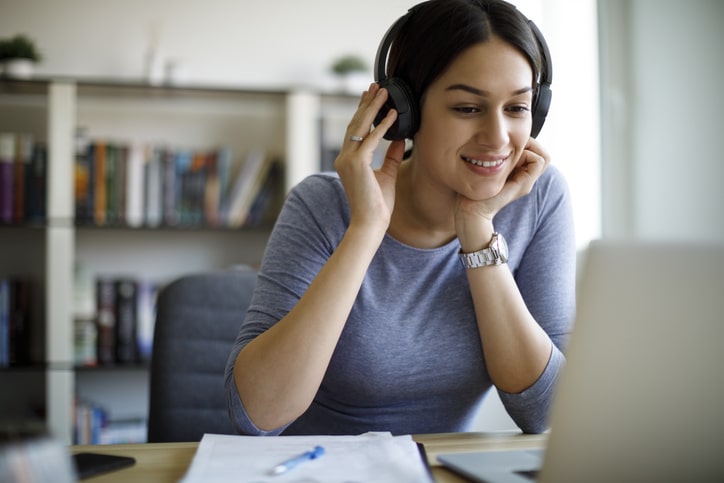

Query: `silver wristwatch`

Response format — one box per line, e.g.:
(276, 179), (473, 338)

(458, 232), (509, 269)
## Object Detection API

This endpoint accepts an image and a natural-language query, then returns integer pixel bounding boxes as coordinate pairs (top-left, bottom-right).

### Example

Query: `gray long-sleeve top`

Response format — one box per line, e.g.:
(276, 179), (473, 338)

(225, 166), (576, 436)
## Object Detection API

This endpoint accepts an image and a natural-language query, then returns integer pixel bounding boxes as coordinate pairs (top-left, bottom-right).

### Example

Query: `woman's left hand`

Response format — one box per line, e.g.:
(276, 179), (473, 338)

(455, 137), (550, 246)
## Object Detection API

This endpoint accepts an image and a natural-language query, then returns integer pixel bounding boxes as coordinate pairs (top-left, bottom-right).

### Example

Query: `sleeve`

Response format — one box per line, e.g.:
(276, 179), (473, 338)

(496, 166), (577, 434)
(224, 174), (349, 435)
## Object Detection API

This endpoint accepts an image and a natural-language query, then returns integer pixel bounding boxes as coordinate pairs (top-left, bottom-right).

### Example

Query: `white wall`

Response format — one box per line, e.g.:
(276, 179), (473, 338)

(0, 0), (405, 89)
(599, 0), (724, 243)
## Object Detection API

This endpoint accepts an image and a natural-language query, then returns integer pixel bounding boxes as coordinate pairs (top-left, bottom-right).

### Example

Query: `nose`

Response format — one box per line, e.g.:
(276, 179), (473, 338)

(475, 111), (509, 148)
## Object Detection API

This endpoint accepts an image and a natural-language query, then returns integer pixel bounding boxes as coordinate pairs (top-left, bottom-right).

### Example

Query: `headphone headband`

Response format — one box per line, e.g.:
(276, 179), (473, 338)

(374, 4), (424, 83)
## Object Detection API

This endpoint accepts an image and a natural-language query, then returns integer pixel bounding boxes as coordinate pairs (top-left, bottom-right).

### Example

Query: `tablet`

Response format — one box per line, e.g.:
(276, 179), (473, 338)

(72, 452), (136, 479)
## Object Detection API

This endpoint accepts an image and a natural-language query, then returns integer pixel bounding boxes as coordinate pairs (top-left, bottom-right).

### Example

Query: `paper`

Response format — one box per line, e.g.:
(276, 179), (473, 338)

(179, 432), (433, 483)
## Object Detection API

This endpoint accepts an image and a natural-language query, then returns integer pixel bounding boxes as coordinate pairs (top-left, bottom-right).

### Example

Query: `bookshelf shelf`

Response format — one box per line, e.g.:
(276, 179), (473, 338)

(74, 363), (149, 371)
(0, 77), (358, 444)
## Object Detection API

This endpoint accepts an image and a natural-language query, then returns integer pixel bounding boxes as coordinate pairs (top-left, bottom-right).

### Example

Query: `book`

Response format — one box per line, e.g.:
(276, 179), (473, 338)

(74, 127), (93, 224)
(118, 145), (129, 224)
(75, 137), (263, 228)
(173, 150), (193, 225)
(74, 316), (97, 367)
(161, 148), (178, 226)
(0, 278), (9, 367)
(92, 141), (107, 226)
(73, 263), (96, 366)
(95, 277), (116, 365)
(215, 147), (233, 225)
(74, 399), (107, 445)
(0, 132), (16, 223)
(125, 143), (144, 228)
(143, 145), (163, 227)
(105, 143), (118, 225)
(0, 277), (30, 367)
(187, 152), (207, 225)
(114, 278), (138, 364)
(203, 150), (220, 227)
(135, 279), (157, 362)
(9, 278), (31, 365)
(13, 133), (33, 224)
(26, 142), (47, 223)
(246, 157), (284, 226)
(226, 148), (271, 228)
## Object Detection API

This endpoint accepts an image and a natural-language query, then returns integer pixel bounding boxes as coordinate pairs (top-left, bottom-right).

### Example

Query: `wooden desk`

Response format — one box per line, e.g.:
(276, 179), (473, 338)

(71, 431), (547, 482)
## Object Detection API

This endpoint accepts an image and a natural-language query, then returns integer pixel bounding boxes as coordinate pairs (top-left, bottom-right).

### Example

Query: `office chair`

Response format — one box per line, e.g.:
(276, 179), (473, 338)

(147, 267), (257, 442)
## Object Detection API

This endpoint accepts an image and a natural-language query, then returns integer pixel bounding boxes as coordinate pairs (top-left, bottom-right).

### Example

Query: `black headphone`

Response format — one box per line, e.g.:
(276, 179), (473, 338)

(373, 1), (553, 140)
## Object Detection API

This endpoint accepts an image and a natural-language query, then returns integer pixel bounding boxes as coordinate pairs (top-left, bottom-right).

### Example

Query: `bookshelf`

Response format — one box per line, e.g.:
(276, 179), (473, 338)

(0, 77), (358, 444)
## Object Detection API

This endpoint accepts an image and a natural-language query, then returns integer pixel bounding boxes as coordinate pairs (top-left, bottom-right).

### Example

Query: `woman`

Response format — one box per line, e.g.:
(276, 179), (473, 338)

(224, 0), (575, 436)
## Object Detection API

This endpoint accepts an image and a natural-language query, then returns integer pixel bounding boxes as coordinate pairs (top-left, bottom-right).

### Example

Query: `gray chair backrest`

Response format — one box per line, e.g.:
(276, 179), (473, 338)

(147, 268), (256, 442)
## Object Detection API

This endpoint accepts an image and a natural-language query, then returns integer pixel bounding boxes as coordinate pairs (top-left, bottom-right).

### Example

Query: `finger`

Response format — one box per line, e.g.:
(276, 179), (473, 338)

(524, 136), (551, 165)
(357, 82), (380, 108)
(345, 86), (392, 143)
(377, 139), (406, 179)
(508, 149), (547, 193)
(366, 107), (398, 144)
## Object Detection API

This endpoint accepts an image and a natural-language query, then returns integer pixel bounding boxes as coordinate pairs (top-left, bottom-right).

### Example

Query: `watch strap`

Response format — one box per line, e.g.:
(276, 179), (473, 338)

(458, 232), (508, 269)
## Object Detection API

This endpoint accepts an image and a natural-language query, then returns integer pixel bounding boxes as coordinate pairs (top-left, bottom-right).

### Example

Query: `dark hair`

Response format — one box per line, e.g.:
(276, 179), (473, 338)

(387, 0), (543, 104)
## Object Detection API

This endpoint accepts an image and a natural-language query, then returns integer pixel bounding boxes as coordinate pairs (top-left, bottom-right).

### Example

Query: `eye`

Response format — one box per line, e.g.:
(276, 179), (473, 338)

(507, 104), (530, 115)
(452, 106), (481, 115)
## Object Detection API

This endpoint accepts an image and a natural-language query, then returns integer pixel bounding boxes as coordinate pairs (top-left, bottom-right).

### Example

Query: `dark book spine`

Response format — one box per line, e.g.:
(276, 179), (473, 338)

(105, 144), (117, 224)
(95, 278), (116, 366)
(115, 144), (129, 225)
(114, 278), (138, 364)
(0, 133), (15, 224)
(162, 148), (177, 226)
(0, 278), (9, 367)
(13, 134), (32, 224)
(10, 278), (31, 365)
(74, 130), (93, 224)
(247, 159), (283, 226)
(27, 142), (47, 223)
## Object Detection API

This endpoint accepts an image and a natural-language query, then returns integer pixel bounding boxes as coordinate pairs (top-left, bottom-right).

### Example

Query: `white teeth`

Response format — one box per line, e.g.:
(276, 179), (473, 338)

(464, 157), (504, 168)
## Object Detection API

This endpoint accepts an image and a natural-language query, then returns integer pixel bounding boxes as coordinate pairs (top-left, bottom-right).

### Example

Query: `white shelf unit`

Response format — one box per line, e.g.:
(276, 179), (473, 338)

(0, 78), (358, 444)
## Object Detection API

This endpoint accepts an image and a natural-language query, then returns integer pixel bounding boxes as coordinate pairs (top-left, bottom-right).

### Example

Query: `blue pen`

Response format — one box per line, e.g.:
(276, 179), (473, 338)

(270, 445), (326, 476)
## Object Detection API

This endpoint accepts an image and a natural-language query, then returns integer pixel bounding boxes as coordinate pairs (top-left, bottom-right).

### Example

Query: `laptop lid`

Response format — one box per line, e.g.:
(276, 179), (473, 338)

(539, 240), (724, 482)
(437, 240), (724, 483)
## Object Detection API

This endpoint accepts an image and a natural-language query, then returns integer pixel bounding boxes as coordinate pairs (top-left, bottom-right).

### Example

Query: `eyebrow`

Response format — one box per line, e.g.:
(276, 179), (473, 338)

(445, 83), (532, 97)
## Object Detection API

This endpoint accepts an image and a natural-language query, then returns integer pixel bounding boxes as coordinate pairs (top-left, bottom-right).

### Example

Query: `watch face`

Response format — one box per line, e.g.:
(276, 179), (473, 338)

(494, 233), (509, 262)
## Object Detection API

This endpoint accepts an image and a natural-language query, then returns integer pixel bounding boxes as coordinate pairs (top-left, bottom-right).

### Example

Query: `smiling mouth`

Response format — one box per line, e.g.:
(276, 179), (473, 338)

(462, 156), (507, 168)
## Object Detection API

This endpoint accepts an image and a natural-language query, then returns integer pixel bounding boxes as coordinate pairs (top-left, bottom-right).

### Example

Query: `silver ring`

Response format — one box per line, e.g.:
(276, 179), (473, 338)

(349, 135), (364, 142)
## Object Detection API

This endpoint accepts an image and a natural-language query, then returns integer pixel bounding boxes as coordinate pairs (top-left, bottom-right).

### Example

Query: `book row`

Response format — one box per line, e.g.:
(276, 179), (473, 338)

(0, 132), (47, 225)
(74, 399), (146, 445)
(0, 276), (32, 368)
(74, 277), (158, 368)
(74, 134), (284, 229)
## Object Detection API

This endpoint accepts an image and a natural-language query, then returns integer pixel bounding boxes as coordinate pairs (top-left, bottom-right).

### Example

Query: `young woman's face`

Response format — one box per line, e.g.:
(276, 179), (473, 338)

(413, 35), (534, 201)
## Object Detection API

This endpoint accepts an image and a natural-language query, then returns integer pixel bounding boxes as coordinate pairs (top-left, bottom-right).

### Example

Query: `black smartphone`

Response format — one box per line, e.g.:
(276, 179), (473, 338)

(72, 452), (136, 479)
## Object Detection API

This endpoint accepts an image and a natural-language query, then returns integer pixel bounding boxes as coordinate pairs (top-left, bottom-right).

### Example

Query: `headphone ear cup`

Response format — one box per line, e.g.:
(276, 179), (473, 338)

(374, 78), (419, 140)
(530, 83), (551, 138)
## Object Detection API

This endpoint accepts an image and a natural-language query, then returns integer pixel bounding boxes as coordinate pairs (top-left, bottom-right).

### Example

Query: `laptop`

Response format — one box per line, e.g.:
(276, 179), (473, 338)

(438, 239), (724, 482)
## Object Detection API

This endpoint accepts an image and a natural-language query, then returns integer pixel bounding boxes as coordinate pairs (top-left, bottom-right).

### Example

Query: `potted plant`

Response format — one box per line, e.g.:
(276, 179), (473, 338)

(330, 54), (369, 93)
(0, 34), (43, 78)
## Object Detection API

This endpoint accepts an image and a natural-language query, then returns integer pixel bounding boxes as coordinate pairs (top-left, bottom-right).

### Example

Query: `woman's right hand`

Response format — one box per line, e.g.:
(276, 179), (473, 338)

(334, 83), (406, 237)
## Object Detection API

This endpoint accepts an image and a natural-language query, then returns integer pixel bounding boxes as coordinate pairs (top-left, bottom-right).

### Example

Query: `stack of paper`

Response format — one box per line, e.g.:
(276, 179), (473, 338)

(180, 432), (432, 483)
